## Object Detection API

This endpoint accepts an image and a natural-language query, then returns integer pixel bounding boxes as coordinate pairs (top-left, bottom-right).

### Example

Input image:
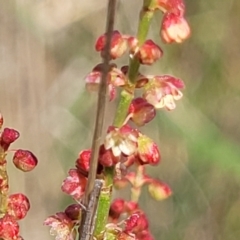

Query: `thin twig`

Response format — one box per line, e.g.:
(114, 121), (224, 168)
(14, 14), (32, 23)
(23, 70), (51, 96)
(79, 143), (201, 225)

(78, 0), (117, 239)
(79, 180), (103, 240)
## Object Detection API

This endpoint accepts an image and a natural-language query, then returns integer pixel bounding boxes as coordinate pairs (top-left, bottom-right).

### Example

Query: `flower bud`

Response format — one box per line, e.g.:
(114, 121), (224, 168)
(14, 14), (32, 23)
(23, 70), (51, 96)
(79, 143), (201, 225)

(65, 204), (81, 221)
(109, 198), (125, 220)
(7, 193), (30, 220)
(13, 149), (38, 172)
(148, 180), (172, 200)
(76, 149), (91, 173)
(0, 214), (20, 239)
(0, 128), (19, 151)
(161, 12), (190, 43)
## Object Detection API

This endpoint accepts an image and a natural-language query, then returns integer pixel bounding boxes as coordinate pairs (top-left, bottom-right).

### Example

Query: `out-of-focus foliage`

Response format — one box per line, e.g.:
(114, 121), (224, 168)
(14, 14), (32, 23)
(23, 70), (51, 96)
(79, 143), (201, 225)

(0, 0), (240, 239)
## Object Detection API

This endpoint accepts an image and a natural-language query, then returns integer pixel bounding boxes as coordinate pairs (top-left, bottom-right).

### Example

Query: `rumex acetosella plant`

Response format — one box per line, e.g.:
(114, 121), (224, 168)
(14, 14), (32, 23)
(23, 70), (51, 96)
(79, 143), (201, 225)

(0, 113), (38, 239)
(44, 0), (190, 240)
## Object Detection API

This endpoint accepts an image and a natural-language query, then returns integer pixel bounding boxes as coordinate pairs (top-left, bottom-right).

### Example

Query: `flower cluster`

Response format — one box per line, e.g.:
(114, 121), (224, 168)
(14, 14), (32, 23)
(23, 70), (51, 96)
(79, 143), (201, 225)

(0, 113), (38, 239)
(45, 0), (190, 239)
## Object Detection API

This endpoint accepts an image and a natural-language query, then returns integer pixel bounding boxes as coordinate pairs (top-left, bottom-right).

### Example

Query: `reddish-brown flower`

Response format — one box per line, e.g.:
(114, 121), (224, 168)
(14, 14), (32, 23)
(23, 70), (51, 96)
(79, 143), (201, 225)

(95, 30), (128, 59)
(135, 40), (163, 65)
(61, 169), (87, 201)
(7, 193), (30, 220)
(137, 134), (160, 165)
(85, 64), (127, 101)
(0, 214), (20, 240)
(13, 149), (38, 172)
(148, 179), (172, 200)
(128, 212), (149, 234)
(124, 213), (139, 233)
(156, 0), (185, 16)
(99, 145), (120, 167)
(128, 98), (156, 126)
(143, 75), (184, 110)
(161, 12), (190, 43)
(44, 212), (76, 240)
(0, 128), (20, 151)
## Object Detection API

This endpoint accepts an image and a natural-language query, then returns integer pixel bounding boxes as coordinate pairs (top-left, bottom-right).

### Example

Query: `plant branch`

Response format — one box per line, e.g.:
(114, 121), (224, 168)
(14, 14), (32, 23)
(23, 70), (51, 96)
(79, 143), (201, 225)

(78, 0), (117, 239)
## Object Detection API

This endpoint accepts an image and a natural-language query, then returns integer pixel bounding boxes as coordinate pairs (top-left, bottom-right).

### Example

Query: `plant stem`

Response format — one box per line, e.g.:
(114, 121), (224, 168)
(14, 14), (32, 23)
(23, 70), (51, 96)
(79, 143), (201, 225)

(78, 0), (117, 239)
(114, 5), (155, 127)
(91, 2), (155, 239)
(0, 149), (8, 218)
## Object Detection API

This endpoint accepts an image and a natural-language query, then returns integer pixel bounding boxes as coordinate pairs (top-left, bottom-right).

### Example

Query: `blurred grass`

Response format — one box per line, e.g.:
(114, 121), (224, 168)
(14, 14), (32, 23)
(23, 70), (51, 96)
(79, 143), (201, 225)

(1, 0), (240, 239)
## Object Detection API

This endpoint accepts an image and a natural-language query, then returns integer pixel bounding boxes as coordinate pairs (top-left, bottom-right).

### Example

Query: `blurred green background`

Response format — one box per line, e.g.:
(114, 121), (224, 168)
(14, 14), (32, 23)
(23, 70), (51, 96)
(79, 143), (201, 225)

(0, 0), (240, 239)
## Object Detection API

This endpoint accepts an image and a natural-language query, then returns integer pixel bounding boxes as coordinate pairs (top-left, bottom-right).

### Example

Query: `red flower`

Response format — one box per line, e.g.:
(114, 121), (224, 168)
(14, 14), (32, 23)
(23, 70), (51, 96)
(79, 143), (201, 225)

(143, 75), (184, 110)
(95, 30), (128, 59)
(135, 40), (163, 65)
(156, 0), (185, 16)
(7, 193), (30, 220)
(0, 214), (20, 240)
(148, 179), (172, 200)
(124, 213), (139, 233)
(128, 98), (156, 126)
(61, 169), (87, 201)
(161, 12), (190, 43)
(13, 150), (38, 172)
(85, 64), (127, 101)
(99, 145), (120, 167)
(137, 134), (160, 166)
(44, 212), (76, 240)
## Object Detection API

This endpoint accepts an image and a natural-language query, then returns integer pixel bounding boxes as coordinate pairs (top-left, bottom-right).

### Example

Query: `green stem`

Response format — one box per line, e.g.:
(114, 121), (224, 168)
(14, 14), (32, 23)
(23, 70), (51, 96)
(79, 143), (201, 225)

(128, 7), (154, 85)
(114, 7), (154, 126)
(94, 3), (155, 238)
(113, 90), (134, 127)
(94, 167), (113, 237)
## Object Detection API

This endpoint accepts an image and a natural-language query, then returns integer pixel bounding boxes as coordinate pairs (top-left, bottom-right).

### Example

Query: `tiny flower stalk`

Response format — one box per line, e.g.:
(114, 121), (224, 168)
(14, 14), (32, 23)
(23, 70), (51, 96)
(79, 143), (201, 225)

(45, 0), (190, 239)
(0, 114), (38, 239)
